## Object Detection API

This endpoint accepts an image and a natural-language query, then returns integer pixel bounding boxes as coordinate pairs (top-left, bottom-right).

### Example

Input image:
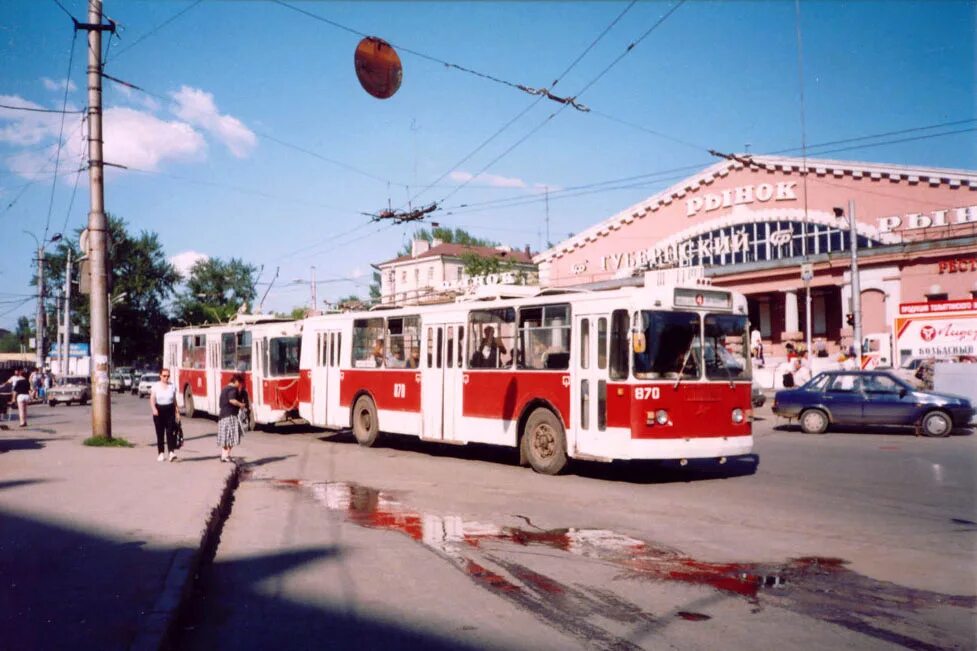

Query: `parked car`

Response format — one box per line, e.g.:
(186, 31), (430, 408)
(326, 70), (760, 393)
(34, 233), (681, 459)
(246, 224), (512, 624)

(773, 370), (973, 437)
(136, 373), (159, 398)
(109, 372), (128, 393)
(893, 356), (955, 388)
(47, 376), (92, 407)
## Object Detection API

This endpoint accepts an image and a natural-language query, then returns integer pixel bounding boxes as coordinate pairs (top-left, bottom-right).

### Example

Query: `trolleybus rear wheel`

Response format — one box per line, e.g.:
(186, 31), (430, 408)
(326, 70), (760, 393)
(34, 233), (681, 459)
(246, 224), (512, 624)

(352, 395), (381, 447)
(183, 386), (195, 418)
(521, 408), (567, 475)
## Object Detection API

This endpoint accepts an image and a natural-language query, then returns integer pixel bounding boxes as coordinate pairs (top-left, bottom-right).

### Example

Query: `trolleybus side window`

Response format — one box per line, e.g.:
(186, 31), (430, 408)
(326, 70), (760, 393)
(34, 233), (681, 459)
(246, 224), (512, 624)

(386, 316), (419, 369)
(518, 303), (570, 370)
(609, 309), (629, 380)
(269, 336), (301, 376)
(703, 314), (751, 380)
(468, 308), (515, 369)
(353, 318), (385, 368)
(597, 317), (608, 370)
(633, 311), (700, 379)
(221, 331), (252, 371)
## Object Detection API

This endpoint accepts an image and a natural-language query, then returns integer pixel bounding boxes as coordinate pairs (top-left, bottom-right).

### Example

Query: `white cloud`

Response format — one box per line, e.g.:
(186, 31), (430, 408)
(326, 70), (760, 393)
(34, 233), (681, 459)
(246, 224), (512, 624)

(449, 170), (528, 188)
(97, 107), (206, 170)
(170, 86), (255, 158)
(169, 251), (209, 279)
(41, 77), (77, 92)
(114, 84), (161, 112)
(0, 94), (66, 146)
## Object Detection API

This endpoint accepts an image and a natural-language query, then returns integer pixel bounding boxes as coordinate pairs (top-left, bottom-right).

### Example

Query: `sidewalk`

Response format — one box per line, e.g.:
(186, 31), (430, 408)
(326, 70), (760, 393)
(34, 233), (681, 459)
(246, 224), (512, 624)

(0, 400), (235, 651)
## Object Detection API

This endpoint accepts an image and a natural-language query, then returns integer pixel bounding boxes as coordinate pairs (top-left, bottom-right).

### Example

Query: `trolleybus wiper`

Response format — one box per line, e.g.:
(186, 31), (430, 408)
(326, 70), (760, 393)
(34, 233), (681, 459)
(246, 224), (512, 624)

(673, 344), (695, 390)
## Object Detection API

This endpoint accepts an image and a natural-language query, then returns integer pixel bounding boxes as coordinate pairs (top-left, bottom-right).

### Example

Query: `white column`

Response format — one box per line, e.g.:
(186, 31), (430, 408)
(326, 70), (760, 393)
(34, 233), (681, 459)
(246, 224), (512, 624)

(784, 289), (799, 333)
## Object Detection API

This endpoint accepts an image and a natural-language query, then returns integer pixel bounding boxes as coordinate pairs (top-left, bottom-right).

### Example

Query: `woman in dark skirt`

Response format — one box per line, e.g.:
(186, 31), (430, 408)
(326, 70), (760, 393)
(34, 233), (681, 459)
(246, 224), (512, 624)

(217, 373), (246, 462)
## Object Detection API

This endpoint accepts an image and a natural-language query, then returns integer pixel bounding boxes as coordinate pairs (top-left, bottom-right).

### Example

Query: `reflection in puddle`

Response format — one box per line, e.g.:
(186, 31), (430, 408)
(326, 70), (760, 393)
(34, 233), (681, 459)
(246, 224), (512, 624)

(272, 479), (976, 651)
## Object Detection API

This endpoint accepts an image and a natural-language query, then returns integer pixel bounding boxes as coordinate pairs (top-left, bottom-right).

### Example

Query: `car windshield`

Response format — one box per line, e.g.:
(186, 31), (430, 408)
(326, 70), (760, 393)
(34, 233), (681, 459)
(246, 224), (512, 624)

(142, 374), (160, 382)
(65, 377), (88, 386)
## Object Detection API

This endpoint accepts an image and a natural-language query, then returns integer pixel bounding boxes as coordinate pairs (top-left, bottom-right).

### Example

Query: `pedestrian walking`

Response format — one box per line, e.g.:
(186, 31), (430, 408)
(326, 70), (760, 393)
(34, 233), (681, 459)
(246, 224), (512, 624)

(150, 368), (180, 462)
(217, 373), (246, 462)
(13, 369), (31, 427)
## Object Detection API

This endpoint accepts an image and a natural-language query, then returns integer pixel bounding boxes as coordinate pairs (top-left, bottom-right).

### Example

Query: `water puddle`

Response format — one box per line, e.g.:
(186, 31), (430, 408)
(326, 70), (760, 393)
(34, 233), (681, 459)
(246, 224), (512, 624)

(270, 478), (976, 651)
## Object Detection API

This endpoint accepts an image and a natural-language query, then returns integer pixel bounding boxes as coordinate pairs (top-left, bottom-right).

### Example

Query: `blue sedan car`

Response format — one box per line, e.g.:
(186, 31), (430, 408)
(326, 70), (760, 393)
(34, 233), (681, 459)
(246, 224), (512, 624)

(773, 370), (973, 437)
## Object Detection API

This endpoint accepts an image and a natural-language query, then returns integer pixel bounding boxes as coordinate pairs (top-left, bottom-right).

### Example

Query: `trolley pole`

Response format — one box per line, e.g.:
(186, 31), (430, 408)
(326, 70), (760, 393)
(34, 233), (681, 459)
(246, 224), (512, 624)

(78, 0), (115, 438)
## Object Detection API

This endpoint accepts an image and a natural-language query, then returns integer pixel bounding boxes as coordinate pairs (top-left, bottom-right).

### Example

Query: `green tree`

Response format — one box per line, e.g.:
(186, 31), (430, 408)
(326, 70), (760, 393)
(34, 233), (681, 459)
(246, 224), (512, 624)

(174, 257), (258, 325)
(0, 316), (32, 353)
(44, 215), (180, 366)
(396, 226), (498, 256)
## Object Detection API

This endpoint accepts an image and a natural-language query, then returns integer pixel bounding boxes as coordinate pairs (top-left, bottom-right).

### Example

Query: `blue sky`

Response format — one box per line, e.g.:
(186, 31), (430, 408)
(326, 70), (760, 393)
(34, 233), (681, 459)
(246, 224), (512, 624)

(1, 0), (974, 330)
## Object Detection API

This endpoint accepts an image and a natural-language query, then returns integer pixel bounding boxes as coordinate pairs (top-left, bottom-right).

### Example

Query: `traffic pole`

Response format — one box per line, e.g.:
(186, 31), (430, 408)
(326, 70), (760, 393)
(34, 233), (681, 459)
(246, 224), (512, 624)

(849, 199), (862, 361)
(79, 0), (114, 438)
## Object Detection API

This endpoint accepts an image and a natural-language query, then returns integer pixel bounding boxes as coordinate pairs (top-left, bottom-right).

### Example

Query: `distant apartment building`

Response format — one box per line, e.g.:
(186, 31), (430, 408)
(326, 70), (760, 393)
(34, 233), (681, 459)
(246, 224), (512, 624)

(374, 239), (537, 305)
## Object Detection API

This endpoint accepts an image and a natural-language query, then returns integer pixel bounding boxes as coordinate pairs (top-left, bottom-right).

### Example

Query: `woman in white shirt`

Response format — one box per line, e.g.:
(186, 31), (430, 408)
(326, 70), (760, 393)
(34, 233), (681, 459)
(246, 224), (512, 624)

(149, 370), (180, 462)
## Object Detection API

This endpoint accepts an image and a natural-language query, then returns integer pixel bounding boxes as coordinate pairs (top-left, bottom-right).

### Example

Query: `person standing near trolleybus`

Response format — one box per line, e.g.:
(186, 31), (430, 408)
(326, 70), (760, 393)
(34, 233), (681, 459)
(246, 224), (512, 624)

(150, 369), (180, 462)
(217, 373), (246, 463)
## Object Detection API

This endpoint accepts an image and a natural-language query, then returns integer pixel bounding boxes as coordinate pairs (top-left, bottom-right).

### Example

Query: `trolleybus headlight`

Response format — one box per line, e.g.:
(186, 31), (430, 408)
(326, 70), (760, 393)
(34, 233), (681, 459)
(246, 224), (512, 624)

(655, 409), (669, 425)
(731, 408), (745, 424)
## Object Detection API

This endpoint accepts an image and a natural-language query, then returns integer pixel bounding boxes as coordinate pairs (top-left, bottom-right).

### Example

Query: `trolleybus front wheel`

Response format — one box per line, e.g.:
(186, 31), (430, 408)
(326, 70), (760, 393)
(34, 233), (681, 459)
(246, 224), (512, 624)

(521, 408), (567, 475)
(352, 395), (381, 447)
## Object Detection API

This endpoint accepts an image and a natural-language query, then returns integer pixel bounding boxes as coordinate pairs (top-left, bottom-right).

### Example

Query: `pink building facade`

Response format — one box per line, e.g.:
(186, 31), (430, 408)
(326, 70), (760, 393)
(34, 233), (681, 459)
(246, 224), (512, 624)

(536, 155), (977, 354)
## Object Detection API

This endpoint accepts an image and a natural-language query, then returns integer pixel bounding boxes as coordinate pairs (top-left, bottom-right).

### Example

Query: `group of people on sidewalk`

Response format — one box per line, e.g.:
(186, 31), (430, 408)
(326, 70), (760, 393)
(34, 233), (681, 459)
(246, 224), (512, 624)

(149, 371), (246, 463)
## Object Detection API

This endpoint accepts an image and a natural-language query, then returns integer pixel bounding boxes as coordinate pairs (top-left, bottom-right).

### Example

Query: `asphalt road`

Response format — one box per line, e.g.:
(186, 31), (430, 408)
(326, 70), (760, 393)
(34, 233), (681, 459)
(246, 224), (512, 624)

(102, 392), (974, 651)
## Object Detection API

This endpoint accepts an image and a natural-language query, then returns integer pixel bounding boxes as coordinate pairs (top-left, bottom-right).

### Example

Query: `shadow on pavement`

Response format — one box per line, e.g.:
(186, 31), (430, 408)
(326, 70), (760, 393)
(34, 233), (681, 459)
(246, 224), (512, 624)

(172, 544), (502, 651)
(315, 430), (758, 483)
(0, 437), (53, 453)
(0, 478), (49, 491)
(774, 423), (974, 437)
(0, 508), (507, 651)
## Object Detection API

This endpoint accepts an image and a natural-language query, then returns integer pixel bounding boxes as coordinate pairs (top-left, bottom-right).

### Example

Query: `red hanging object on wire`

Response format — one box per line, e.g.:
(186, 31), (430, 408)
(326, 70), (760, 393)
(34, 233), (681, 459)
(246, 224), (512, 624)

(354, 37), (402, 99)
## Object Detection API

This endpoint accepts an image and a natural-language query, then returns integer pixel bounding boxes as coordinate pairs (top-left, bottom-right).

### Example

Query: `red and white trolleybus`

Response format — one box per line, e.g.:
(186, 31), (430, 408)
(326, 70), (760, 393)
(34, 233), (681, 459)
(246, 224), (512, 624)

(294, 270), (754, 474)
(162, 315), (302, 429)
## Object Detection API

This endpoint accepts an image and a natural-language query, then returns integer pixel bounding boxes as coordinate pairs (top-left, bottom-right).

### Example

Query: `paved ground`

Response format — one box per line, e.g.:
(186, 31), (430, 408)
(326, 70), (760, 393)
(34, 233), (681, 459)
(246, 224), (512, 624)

(0, 394), (234, 651)
(2, 393), (975, 651)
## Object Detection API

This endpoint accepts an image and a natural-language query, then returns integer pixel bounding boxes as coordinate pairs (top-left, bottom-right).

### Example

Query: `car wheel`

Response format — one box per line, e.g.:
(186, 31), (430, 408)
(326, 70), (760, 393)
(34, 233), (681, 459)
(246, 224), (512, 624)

(521, 408), (568, 475)
(351, 395), (380, 447)
(799, 409), (829, 434)
(921, 410), (952, 438)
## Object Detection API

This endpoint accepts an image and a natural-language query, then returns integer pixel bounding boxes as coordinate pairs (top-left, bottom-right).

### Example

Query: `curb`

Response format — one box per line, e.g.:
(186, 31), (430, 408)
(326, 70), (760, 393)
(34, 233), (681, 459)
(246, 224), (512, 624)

(129, 462), (241, 651)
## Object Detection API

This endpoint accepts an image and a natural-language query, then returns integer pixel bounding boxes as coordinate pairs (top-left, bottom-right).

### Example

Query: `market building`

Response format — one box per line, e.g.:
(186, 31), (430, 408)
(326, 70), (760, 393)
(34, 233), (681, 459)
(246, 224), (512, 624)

(535, 155), (977, 356)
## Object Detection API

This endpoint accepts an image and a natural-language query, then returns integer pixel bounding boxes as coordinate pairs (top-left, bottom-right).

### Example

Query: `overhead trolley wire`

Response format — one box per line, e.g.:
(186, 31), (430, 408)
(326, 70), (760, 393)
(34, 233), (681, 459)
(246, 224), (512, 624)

(106, 0), (205, 62)
(0, 103), (85, 114)
(430, 0), (687, 210)
(43, 30), (80, 239)
(406, 1), (641, 209)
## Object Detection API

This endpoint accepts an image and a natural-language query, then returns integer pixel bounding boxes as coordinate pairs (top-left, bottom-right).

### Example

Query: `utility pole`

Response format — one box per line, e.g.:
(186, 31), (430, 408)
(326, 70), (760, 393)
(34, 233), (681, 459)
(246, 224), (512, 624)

(78, 1), (115, 438)
(62, 248), (73, 380)
(848, 199), (862, 361)
(35, 243), (46, 371)
(311, 266), (318, 312)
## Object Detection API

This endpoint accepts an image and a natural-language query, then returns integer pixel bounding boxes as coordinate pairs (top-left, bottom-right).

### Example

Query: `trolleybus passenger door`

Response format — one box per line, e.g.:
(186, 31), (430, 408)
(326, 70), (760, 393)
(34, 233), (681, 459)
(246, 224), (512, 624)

(311, 330), (341, 427)
(421, 325), (444, 440)
(421, 323), (463, 441)
(207, 338), (221, 414)
(571, 314), (610, 456)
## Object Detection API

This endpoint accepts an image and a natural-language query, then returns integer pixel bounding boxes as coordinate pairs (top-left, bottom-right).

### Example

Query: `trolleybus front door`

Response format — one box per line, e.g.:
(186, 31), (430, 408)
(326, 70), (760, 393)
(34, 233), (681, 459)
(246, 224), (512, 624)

(421, 323), (463, 441)
(571, 314), (610, 456)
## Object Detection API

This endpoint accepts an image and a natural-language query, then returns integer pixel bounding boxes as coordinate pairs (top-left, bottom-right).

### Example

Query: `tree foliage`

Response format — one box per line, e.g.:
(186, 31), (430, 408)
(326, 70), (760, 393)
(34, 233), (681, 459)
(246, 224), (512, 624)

(0, 316), (31, 353)
(396, 227), (498, 256)
(44, 215), (180, 366)
(173, 257), (258, 325)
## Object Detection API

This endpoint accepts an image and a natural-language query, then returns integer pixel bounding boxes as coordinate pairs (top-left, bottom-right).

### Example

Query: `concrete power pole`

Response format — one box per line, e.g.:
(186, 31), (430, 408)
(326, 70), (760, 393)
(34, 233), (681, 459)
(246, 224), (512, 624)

(79, 1), (115, 438)
(35, 244), (46, 371)
(61, 248), (73, 380)
(849, 199), (862, 360)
